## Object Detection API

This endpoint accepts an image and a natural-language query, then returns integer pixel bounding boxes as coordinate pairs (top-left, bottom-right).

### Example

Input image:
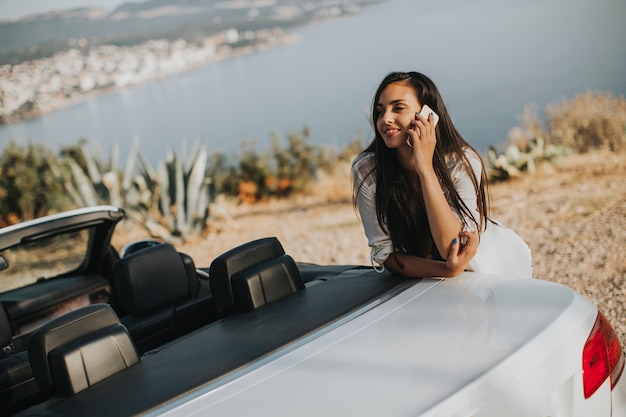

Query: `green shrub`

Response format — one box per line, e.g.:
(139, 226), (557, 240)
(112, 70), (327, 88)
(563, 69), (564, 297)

(271, 127), (317, 194)
(0, 141), (71, 224)
(206, 127), (332, 203)
(205, 152), (238, 196)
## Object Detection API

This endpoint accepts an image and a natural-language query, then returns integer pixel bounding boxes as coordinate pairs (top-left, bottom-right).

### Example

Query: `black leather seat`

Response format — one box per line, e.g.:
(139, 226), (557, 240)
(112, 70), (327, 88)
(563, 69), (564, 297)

(112, 243), (217, 354)
(209, 237), (305, 317)
(28, 303), (139, 397)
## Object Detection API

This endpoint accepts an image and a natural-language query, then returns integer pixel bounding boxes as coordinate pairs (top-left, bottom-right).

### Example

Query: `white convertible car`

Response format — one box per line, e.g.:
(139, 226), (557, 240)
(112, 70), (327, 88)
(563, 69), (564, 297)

(0, 206), (624, 416)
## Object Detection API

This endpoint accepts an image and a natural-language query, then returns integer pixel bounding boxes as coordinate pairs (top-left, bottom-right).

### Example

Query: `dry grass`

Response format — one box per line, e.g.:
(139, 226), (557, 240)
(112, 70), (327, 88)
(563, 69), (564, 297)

(545, 91), (626, 152)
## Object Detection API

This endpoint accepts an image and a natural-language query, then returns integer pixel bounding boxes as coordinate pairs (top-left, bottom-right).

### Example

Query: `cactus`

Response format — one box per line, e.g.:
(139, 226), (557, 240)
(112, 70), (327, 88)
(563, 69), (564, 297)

(55, 138), (212, 243)
(487, 137), (571, 181)
(66, 158), (99, 206)
(185, 143), (208, 233)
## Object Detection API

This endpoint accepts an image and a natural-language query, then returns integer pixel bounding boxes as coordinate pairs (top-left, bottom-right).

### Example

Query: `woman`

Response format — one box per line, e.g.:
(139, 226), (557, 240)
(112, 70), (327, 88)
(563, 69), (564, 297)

(352, 71), (532, 279)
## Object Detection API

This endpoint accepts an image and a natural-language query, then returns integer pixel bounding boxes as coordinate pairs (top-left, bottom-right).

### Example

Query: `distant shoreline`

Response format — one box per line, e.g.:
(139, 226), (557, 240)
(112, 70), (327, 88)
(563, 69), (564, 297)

(0, 33), (302, 127)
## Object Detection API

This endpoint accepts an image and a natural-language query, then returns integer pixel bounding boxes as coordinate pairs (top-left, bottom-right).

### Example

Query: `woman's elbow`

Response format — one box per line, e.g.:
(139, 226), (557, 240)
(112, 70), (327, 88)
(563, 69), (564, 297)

(383, 256), (402, 275)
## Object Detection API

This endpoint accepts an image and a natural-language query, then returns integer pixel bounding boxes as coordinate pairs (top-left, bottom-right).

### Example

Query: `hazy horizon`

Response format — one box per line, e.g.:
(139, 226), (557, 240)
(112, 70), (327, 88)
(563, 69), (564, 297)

(0, 0), (130, 21)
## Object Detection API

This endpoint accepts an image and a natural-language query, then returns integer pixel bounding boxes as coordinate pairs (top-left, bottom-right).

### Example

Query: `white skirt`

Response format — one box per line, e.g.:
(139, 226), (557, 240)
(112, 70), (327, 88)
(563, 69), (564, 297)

(468, 221), (534, 279)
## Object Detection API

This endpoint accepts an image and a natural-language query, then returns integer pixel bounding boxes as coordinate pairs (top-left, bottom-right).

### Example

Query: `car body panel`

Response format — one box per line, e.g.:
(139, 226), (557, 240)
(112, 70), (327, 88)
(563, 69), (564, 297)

(152, 273), (602, 417)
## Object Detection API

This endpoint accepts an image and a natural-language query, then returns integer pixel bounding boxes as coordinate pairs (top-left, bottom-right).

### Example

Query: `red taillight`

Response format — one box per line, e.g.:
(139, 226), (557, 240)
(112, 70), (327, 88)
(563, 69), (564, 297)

(582, 311), (625, 399)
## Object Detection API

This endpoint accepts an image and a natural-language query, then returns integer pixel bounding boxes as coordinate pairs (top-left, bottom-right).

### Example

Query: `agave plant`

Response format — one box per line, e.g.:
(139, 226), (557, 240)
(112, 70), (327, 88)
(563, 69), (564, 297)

(49, 138), (212, 243)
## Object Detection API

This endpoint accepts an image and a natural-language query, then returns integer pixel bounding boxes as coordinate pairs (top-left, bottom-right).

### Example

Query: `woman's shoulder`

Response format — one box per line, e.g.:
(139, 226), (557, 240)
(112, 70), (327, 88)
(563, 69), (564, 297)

(352, 151), (375, 165)
(445, 147), (481, 164)
(446, 147), (484, 179)
(351, 152), (376, 187)
(352, 152), (375, 174)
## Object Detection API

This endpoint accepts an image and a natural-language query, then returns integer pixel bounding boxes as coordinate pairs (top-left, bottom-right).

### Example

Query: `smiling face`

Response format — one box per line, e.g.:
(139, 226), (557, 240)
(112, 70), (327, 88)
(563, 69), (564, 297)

(375, 82), (421, 149)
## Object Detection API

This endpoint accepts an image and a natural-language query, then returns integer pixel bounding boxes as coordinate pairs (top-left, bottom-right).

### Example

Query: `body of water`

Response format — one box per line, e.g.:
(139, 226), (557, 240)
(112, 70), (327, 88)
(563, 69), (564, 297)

(1, 0), (625, 165)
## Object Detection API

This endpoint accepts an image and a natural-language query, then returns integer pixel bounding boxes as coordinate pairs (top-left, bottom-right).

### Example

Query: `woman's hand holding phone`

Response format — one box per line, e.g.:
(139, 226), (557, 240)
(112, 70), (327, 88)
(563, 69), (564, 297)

(407, 104), (439, 173)
(419, 104), (440, 127)
(406, 104), (438, 147)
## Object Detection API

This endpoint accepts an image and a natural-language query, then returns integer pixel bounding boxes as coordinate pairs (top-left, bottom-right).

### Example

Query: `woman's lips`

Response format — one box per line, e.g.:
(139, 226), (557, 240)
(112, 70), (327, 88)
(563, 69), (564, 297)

(384, 128), (400, 137)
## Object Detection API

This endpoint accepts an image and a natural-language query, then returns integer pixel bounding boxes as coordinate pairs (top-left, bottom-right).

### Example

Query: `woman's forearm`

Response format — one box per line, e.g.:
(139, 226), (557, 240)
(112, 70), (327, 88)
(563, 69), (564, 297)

(384, 231), (479, 278)
(418, 168), (463, 258)
(384, 253), (449, 278)
(384, 252), (458, 278)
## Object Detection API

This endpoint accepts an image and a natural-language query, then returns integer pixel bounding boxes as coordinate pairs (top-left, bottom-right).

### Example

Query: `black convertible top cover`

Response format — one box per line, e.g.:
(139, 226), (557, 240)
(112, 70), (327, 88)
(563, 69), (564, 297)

(16, 265), (409, 417)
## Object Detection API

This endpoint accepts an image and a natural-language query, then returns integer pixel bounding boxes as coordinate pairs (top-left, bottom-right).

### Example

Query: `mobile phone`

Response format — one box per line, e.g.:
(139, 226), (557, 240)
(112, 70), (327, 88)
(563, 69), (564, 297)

(419, 104), (439, 127)
(407, 104), (440, 148)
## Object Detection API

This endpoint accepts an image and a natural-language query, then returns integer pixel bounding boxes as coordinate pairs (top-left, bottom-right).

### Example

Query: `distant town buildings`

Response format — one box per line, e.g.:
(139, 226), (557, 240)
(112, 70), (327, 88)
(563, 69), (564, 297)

(0, 27), (291, 124)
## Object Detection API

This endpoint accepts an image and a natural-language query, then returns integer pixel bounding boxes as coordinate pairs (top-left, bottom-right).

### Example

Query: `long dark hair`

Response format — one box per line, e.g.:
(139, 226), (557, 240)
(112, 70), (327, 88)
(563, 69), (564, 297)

(353, 71), (490, 260)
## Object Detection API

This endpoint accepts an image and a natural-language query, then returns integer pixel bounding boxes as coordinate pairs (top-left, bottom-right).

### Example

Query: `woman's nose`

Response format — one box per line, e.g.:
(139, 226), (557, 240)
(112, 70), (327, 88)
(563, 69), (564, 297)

(382, 109), (393, 124)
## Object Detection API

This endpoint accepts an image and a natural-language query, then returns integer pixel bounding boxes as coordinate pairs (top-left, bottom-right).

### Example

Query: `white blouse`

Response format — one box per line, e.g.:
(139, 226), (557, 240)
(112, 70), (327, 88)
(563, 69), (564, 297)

(352, 150), (533, 279)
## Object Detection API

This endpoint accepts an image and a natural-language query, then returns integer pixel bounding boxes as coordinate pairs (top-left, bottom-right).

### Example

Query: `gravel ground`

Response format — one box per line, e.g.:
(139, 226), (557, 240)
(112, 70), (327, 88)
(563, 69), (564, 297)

(488, 151), (626, 348)
(114, 150), (626, 348)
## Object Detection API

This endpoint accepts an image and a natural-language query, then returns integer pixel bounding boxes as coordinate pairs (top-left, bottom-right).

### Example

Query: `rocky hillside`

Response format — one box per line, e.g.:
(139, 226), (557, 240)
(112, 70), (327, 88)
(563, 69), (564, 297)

(0, 0), (386, 64)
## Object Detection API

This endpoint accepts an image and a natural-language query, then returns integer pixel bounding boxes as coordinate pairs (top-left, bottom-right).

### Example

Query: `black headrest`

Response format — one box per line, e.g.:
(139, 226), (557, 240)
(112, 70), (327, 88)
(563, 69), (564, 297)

(29, 304), (137, 393)
(113, 244), (197, 315)
(231, 254), (304, 312)
(209, 237), (303, 316)
(49, 324), (138, 396)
